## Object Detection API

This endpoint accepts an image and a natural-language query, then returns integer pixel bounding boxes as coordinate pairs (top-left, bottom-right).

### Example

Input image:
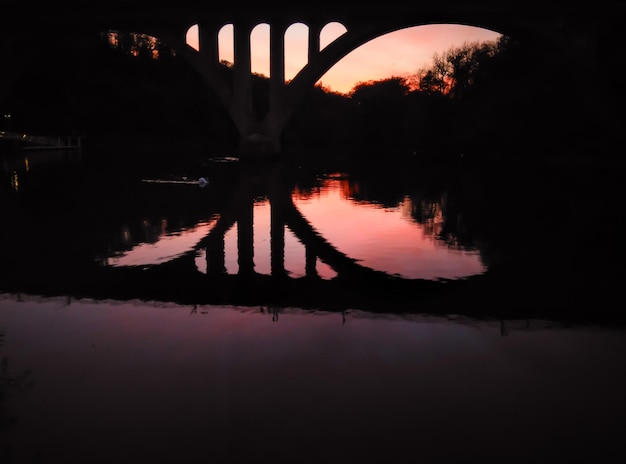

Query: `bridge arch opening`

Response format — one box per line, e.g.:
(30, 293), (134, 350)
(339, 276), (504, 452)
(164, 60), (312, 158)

(184, 23), (237, 66)
(218, 24), (234, 65)
(320, 22), (348, 50)
(186, 24), (199, 51)
(285, 22), (309, 82)
(184, 20), (349, 80)
(317, 23), (501, 94)
(251, 23), (270, 77)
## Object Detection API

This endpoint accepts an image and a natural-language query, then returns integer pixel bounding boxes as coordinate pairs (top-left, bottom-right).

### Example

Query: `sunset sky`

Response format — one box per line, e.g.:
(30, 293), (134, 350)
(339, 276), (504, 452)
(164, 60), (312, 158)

(186, 23), (502, 94)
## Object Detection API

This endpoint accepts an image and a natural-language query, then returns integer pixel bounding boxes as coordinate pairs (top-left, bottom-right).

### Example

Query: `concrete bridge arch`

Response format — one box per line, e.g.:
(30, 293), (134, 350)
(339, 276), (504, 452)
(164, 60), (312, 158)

(1, 1), (620, 157)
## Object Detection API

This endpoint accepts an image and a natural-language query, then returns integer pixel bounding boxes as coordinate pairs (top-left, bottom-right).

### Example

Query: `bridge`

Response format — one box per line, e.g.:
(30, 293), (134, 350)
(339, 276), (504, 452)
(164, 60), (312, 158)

(1, 1), (621, 157)
(0, 156), (612, 321)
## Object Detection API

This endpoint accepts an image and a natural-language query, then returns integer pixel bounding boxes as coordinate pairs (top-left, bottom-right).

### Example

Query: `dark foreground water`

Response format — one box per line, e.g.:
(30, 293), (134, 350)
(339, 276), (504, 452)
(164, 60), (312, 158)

(2, 296), (626, 464)
(1, 144), (625, 463)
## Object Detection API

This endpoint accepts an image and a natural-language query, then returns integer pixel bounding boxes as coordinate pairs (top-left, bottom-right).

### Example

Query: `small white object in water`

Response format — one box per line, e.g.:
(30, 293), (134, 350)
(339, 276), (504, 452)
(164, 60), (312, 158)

(198, 177), (208, 187)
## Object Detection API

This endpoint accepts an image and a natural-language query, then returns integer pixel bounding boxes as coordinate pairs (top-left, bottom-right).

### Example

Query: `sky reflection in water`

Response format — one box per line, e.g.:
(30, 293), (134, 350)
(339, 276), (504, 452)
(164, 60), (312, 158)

(105, 176), (485, 280)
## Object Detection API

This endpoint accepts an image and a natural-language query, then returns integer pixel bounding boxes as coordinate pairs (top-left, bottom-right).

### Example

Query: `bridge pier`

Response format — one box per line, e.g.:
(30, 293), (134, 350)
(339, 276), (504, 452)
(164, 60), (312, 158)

(238, 133), (281, 158)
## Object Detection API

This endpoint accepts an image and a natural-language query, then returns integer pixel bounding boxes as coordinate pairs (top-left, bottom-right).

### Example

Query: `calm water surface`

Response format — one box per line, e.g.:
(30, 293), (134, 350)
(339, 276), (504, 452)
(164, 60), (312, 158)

(1, 146), (625, 463)
(2, 295), (625, 464)
(105, 170), (485, 280)
(1, 146), (496, 311)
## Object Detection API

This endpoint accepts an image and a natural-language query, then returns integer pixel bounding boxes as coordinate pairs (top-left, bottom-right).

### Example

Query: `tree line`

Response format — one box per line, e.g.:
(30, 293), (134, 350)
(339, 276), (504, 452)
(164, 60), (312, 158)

(1, 29), (615, 165)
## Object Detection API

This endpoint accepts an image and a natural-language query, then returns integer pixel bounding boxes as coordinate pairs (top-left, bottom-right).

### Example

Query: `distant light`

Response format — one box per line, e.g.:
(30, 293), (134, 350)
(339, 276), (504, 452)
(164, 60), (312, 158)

(198, 177), (208, 188)
(11, 172), (19, 191)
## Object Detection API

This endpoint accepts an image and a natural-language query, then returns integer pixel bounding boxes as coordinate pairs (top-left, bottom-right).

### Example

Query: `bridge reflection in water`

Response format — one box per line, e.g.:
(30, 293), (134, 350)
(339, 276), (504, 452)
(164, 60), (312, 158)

(5, 145), (621, 324)
(96, 160), (485, 313)
(2, 148), (624, 464)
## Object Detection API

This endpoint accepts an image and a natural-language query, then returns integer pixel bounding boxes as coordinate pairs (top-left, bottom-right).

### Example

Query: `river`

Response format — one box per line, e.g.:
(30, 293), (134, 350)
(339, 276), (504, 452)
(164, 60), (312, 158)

(1, 143), (624, 463)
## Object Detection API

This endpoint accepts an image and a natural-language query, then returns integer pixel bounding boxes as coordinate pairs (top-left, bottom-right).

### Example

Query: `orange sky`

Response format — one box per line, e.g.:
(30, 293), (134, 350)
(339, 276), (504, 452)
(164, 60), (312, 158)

(186, 23), (501, 94)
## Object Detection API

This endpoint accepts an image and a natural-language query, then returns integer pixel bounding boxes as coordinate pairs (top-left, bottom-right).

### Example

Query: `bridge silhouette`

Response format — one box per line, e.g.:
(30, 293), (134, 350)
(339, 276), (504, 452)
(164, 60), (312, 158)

(1, 1), (620, 157)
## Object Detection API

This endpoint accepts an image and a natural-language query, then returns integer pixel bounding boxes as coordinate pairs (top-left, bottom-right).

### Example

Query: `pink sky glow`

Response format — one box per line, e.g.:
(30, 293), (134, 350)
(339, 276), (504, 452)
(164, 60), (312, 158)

(186, 23), (501, 94)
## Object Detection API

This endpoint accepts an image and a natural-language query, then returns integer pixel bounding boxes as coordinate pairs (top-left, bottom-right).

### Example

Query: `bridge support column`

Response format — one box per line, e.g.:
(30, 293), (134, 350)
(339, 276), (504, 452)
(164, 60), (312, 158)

(232, 22), (253, 136)
(270, 202), (286, 277)
(236, 191), (255, 275)
(305, 246), (319, 278)
(236, 20), (289, 159)
(206, 237), (226, 275)
(308, 22), (321, 63)
(269, 166), (288, 277)
(198, 21), (219, 66)
(231, 21), (283, 158)
(238, 133), (281, 158)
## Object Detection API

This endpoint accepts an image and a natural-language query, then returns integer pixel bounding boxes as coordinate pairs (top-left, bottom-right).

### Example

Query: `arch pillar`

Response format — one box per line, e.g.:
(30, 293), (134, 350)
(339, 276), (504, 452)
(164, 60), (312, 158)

(198, 20), (220, 67)
(231, 20), (254, 136)
(308, 21), (322, 64)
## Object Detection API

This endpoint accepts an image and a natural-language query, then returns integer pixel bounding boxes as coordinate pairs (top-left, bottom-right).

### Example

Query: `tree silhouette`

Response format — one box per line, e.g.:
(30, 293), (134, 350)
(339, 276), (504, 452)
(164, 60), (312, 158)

(4, 28), (615, 164)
